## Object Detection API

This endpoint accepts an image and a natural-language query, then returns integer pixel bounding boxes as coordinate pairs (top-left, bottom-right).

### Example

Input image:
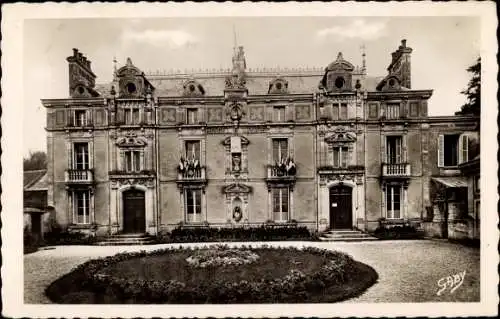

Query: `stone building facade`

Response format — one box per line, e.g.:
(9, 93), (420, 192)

(42, 40), (479, 236)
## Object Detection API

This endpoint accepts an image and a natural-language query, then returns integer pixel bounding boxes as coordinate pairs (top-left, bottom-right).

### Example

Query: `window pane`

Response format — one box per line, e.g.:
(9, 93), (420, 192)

(272, 189), (280, 212)
(273, 106), (285, 122)
(75, 191), (89, 224)
(444, 135), (459, 166)
(195, 190), (202, 215)
(187, 109), (198, 124)
(74, 143), (89, 169)
(333, 148), (339, 167)
(186, 190), (194, 214)
(125, 152), (132, 171)
(272, 139), (288, 162)
(185, 141), (201, 160)
(341, 147), (348, 167)
(281, 188), (289, 213)
(340, 104), (347, 120)
(132, 109), (140, 125)
(332, 104), (339, 120)
(134, 151), (141, 171)
(124, 109), (131, 124)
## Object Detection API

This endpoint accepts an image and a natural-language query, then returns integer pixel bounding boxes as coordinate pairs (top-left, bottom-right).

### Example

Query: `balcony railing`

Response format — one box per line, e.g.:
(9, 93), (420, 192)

(177, 166), (206, 180)
(65, 169), (93, 183)
(382, 163), (411, 177)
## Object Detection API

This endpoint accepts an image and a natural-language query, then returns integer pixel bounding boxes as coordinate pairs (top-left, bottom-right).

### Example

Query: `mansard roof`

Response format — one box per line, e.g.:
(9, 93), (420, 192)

(94, 70), (382, 97)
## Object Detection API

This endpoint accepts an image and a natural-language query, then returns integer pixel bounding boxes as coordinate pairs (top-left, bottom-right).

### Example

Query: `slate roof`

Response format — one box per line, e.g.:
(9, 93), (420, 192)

(23, 170), (48, 191)
(95, 71), (383, 98)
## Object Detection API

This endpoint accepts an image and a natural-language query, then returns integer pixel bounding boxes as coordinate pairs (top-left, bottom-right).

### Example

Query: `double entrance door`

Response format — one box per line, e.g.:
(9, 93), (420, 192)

(123, 188), (145, 233)
(329, 185), (352, 229)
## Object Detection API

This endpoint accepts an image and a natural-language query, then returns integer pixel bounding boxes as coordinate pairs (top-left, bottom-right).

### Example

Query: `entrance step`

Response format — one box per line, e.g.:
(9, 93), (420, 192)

(319, 229), (378, 242)
(96, 233), (156, 246)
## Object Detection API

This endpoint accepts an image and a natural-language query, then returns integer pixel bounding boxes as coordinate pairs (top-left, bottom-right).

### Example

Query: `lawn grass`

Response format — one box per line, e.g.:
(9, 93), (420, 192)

(46, 246), (378, 304)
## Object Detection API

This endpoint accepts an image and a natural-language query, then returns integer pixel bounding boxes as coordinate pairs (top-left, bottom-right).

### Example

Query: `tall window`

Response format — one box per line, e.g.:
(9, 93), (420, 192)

(386, 185), (401, 219)
(438, 134), (469, 167)
(124, 108), (140, 125)
(272, 187), (289, 221)
(124, 150), (141, 172)
(185, 189), (202, 222)
(73, 143), (89, 170)
(187, 108), (198, 124)
(386, 103), (400, 119)
(185, 140), (201, 161)
(74, 110), (87, 126)
(340, 103), (348, 120)
(386, 136), (402, 164)
(272, 138), (288, 162)
(333, 146), (348, 168)
(73, 190), (90, 224)
(273, 106), (286, 122)
(332, 104), (339, 120)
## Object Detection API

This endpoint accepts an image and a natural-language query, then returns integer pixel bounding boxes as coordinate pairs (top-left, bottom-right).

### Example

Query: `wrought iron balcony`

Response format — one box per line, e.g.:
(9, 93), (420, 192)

(176, 166), (207, 191)
(382, 163), (411, 177)
(267, 165), (297, 179)
(265, 164), (297, 190)
(177, 166), (206, 180)
(65, 169), (93, 184)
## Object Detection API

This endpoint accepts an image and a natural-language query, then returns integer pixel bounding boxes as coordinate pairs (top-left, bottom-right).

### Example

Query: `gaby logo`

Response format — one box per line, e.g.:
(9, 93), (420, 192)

(436, 270), (466, 296)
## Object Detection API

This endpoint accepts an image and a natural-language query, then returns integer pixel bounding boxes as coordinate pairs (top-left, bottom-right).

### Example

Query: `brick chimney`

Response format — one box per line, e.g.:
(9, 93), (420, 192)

(66, 48), (97, 96)
(387, 39), (413, 89)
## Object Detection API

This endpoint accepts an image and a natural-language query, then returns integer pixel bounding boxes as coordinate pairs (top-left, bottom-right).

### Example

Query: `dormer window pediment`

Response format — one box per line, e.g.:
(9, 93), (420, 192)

(376, 75), (405, 92)
(182, 79), (205, 97)
(268, 77), (289, 94)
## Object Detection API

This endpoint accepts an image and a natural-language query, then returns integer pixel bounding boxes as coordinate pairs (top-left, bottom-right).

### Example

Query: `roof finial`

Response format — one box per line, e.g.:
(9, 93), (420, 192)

(113, 56), (118, 80)
(361, 44), (366, 73)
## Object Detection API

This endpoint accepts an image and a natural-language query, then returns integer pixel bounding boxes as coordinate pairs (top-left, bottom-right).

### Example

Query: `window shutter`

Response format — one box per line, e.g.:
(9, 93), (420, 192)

(67, 110), (75, 126)
(117, 108), (124, 124)
(381, 136), (387, 163)
(402, 135), (408, 163)
(437, 134), (444, 167)
(459, 134), (469, 164)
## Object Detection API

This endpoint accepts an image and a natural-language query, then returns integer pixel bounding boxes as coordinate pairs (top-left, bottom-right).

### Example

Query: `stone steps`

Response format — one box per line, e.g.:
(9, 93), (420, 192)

(319, 229), (378, 242)
(96, 233), (156, 246)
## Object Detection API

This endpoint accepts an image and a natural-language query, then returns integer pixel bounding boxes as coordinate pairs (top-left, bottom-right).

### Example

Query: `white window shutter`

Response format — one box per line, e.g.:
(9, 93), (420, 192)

(438, 134), (444, 167)
(459, 134), (469, 164)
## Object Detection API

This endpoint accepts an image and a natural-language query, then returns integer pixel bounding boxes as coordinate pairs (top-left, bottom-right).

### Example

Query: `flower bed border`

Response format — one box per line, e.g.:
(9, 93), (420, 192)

(46, 245), (378, 304)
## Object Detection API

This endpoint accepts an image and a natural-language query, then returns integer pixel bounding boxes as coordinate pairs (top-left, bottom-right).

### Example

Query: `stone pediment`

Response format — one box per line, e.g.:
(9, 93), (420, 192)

(324, 129), (356, 144)
(223, 183), (252, 194)
(116, 136), (147, 148)
(222, 135), (250, 146)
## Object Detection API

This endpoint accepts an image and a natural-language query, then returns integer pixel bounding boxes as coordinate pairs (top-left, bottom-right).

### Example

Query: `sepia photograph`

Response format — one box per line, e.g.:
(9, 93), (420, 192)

(2, 2), (498, 318)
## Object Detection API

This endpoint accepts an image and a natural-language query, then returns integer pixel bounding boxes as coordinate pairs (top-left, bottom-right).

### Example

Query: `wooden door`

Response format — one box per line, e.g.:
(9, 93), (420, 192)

(329, 185), (353, 229)
(123, 188), (146, 233)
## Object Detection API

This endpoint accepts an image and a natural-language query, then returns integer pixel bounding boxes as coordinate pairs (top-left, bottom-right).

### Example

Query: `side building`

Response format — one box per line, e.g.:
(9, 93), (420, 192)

(42, 40), (479, 238)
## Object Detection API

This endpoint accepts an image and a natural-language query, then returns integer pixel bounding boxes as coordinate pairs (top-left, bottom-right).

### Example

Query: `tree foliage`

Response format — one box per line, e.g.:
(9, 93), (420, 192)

(456, 57), (481, 116)
(23, 151), (47, 170)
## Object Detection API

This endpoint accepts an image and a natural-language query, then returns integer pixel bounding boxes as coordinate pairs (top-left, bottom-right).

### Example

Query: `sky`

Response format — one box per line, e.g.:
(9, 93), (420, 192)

(23, 16), (480, 156)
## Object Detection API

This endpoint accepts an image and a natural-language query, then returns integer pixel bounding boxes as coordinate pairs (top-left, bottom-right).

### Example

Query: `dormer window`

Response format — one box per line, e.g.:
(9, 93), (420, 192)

(335, 76), (345, 89)
(268, 78), (289, 94)
(183, 79), (205, 96)
(126, 82), (137, 94)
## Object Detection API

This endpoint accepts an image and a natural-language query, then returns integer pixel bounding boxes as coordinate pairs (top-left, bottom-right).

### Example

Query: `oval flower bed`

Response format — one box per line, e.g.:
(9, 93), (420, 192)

(46, 245), (378, 304)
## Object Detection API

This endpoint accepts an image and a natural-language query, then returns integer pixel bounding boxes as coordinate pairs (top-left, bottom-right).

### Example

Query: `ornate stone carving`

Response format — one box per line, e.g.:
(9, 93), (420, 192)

(207, 107), (223, 122)
(249, 106), (265, 121)
(116, 136), (147, 148)
(295, 104), (311, 120)
(223, 183), (252, 194)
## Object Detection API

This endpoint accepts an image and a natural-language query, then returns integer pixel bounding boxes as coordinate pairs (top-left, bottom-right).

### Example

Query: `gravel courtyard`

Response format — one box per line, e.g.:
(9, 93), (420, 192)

(24, 239), (480, 304)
